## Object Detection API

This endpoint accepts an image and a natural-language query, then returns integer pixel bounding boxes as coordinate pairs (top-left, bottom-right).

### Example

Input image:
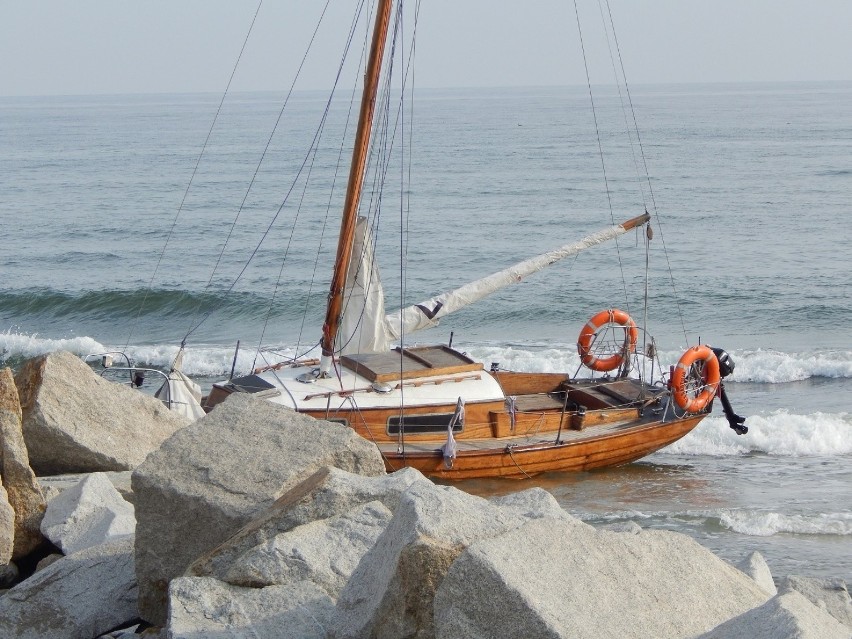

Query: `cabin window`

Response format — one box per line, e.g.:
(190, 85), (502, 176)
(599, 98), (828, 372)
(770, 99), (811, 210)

(324, 417), (350, 428)
(387, 413), (461, 435)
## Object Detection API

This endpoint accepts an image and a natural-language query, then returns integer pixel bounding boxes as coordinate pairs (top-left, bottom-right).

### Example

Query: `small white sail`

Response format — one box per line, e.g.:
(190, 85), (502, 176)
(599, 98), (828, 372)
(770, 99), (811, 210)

(385, 216), (646, 340)
(154, 350), (206, 421)
(336, 217), (395, 355)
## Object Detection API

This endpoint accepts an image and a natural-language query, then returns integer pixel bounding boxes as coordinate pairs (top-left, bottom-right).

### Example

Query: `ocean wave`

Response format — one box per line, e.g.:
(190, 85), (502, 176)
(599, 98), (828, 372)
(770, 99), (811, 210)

(718, 510), (852, 537)
(468, 345), (852, 383)
(660, 412), (852, 457)
(0, 288), (310, 323)
(0, 329), (313, 378)
(585, 509), (852, 537)
(4, 333), (852, 386)
(726, 348), (852, 383)
(0, 331), (107, 365)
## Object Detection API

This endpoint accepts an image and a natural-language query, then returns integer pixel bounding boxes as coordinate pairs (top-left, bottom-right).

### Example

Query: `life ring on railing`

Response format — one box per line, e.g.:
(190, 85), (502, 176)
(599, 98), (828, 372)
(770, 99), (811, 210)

(577, 309), (638, 372)
(671, 345), (721, 413)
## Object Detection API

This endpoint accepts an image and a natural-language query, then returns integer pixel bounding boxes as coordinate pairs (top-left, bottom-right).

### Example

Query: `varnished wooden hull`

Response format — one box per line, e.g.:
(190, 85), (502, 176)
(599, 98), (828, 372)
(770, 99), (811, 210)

(301, 395), (706, 479)
(377, 414), (705, 479)
(210, 365), (708, 481)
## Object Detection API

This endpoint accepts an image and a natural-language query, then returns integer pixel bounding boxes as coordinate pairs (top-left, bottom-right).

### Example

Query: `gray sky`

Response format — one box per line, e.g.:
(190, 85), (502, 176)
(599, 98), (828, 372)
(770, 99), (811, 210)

(2, 1), (851, 97)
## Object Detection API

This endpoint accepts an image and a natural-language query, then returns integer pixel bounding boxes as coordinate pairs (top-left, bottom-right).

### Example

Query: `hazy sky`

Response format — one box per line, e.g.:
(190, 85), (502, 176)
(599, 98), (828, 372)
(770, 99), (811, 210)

(2, 1), (851, 97)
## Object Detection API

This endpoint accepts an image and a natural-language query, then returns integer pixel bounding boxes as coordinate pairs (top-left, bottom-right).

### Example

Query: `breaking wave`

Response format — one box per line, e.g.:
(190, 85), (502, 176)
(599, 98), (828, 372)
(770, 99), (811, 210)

(660, 412), (852, 457)
(718, 510), (852, 537)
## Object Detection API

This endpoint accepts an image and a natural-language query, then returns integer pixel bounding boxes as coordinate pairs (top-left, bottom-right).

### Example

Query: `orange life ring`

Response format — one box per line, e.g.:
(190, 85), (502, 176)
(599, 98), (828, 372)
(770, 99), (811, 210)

(577, 309), (638, 372)
(671, 345), (721, 412)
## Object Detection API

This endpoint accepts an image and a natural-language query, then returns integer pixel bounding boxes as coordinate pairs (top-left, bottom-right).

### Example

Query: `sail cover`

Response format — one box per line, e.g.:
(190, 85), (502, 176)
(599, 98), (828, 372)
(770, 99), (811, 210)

(336, 217), (395, 354)
(385, 219), (642, 339)
(338, 215), (646, 354)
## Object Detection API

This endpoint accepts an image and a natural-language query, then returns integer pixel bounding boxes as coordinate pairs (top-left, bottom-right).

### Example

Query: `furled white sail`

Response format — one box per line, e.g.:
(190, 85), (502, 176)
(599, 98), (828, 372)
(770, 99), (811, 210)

(336, 217), (395, 354)
(154, 349), (206, 421)
(385, 217), (645, 340)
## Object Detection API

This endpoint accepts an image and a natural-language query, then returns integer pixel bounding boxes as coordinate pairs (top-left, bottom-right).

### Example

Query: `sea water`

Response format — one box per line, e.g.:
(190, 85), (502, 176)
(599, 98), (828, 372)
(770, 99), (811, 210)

(1, 83), (850, 582)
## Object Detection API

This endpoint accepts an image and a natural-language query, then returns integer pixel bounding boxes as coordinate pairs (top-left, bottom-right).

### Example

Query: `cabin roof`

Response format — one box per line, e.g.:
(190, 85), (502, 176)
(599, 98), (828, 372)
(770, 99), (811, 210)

(340, 345), (482, 383)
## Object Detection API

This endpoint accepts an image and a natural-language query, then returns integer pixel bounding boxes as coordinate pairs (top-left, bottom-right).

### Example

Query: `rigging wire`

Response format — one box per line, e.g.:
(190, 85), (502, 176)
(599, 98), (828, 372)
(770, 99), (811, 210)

(398, 0), (418, 462)
(181, 0), (334, 345)
(594, 0), (652, 372)
(182, 0), (368, 345)
(122, 0), (264, 356)
(255, 1), (375, 368)
(295, 1), (374, 358)
(595, 0), (648, 212)
(604, 0), (691, 347)
(335, 0), (419, 356)
(572, 0), (631, 313)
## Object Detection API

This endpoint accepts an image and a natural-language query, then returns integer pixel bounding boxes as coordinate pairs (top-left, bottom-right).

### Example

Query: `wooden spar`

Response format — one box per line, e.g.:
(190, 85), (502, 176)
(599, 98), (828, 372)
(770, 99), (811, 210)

(321, 0), (395, 359)
(621, 211), (650, 231)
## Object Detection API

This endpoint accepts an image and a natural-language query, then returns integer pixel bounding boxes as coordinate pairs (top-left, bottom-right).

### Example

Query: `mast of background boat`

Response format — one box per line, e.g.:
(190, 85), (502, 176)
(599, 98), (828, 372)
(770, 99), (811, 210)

(319, 0), (395, 377)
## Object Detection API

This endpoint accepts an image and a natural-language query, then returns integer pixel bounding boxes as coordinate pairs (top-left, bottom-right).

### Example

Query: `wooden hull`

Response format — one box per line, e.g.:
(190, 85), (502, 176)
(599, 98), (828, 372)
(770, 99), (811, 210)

(208, 363), (709, 481)
(377, 414), (705, 480)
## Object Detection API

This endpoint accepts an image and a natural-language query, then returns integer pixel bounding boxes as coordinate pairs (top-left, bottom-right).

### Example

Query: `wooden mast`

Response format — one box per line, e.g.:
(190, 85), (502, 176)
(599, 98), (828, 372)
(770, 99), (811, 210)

(320, 0), (395, 364)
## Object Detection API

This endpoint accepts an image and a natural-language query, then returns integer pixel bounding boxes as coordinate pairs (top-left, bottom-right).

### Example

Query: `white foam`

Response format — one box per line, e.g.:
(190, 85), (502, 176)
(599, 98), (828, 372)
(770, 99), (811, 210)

(0, 329), (106, 360)
(719, 510), (852, 537)
(660, 411), (852, 457)
(728, 348), (852, 383)
(4, 334), (851, 390)
(584, 509), (852, 537)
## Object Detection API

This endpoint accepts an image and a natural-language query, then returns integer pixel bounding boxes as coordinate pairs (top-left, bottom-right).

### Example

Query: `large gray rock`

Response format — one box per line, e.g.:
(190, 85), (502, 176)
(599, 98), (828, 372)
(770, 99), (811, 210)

(698, 590), (851, 639)
(780, 575), (852, 629)
(40, 472), (135, 555)
(189, 465), (428, 580)
(0, 478), (14, 565)
(0, 367), (45, 559)
(39, 470), (134, 505)
(736, 551), (778, 596)
(168, 576), (335, 639)
(224, 500), (392, 595)
(433, 518), (771, 639)
(488, 487), (572, 521)
(332, 480), (567, 639)
(0, 536), (138, 639)
(14, 350), (191, 474)
(133, 392), (386, 626)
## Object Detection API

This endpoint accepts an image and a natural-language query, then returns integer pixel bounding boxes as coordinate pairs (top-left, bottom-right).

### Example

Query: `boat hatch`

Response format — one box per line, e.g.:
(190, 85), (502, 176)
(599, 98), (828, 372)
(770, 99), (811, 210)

(340, 346), (482, 383)
(218, 374), (281, 398)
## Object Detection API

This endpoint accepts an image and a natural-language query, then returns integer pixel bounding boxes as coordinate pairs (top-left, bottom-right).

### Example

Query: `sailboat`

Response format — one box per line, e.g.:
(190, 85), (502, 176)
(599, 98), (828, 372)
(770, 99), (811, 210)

(160, 0), (746, 479)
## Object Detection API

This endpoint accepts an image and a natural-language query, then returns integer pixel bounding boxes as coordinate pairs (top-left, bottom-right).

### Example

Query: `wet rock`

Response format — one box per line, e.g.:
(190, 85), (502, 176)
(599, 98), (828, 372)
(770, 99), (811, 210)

(0, 367), (46, 559)
(0, 536), (138, 639)
(40, 472), (135, 555)
(698, 590), (851, 638)
(0, 560), (18, 587)
(14, 350), (191, 474)
(433, 518), (771, 639)
(133, 392), (385, 625)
